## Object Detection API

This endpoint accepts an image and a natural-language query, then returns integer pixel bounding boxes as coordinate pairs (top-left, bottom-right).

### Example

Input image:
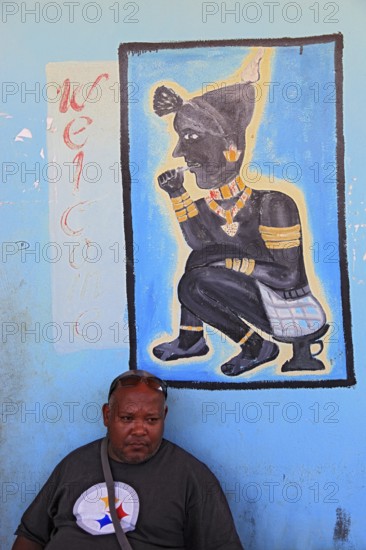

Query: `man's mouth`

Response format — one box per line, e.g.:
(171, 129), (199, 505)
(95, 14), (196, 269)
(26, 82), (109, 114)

(128, 441), (148, 448)
(186, 161), (201, 168)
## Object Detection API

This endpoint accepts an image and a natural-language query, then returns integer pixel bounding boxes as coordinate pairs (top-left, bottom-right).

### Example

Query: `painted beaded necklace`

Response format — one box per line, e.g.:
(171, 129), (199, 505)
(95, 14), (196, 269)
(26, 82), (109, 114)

(205, 177), (252, 237)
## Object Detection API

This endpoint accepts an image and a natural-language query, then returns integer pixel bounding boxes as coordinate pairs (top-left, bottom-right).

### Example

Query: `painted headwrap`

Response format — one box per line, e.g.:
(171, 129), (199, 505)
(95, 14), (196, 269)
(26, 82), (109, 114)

(153, 49), (263, 140)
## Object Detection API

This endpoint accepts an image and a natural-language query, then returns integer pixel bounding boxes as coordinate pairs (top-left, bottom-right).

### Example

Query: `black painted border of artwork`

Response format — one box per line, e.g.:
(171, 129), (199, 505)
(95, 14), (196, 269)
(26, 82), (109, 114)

(118, 33), (356, 391)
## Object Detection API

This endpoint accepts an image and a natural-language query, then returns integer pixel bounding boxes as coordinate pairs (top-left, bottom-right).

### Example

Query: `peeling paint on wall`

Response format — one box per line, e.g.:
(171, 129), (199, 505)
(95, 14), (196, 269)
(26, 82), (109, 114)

(333, 507), (351, 543)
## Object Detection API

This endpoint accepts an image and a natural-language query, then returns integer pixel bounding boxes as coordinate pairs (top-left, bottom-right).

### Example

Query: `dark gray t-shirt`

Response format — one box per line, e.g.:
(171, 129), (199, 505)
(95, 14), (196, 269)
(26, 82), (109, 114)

(15, 438), (244, 549)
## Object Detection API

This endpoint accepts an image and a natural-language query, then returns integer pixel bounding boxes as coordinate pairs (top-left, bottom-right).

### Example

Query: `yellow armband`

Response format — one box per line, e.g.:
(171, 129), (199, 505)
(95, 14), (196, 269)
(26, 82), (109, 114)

(171, 192), (198, 223)
(225, 258), (255, 275)
(259, 224), (301, 249)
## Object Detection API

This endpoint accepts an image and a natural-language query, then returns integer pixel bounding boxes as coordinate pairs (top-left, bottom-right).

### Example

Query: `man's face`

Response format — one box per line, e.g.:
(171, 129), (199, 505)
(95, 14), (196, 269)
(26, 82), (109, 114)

(102, 383), (167, 464)
(173, 108), (241, 189)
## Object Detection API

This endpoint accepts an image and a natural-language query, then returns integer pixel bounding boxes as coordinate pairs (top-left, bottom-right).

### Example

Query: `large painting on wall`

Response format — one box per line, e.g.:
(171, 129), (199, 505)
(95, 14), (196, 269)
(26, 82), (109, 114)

(119, 35), (355, 389)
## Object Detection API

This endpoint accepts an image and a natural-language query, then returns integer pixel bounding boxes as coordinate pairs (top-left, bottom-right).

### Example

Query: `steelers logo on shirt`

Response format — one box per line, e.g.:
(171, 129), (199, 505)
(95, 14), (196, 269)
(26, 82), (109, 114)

(73, 481), (140, 536)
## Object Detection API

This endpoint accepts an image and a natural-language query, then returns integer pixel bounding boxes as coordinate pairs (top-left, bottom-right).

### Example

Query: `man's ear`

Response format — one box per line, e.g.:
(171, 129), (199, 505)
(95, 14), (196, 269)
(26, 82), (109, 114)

(164, 405), (168, 419)
(102, 403), (110, 427)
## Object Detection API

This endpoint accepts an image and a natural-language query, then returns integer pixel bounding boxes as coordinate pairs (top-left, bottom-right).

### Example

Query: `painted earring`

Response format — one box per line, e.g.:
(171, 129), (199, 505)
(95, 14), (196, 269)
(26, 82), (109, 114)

(223, 144), (242, 162)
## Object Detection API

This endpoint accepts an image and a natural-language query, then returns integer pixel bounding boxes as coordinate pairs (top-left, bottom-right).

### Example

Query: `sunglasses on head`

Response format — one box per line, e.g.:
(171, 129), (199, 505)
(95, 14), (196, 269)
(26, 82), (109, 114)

(108, 373), (168, 400)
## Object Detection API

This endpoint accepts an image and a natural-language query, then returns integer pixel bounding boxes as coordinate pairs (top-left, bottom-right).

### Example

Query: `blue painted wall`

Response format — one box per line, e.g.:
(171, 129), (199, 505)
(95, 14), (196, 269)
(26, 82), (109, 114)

(1, 1), (365, 549)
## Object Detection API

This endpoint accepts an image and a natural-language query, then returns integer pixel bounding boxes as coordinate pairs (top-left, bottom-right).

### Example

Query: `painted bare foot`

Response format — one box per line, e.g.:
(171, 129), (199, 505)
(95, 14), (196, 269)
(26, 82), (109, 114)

(153, 337), (209, 361)
(221, 340), (279, 376)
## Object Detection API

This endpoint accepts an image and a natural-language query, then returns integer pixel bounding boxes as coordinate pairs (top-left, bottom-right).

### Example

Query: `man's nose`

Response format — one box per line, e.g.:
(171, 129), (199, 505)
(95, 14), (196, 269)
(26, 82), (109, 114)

(172, 139), (184, 158)
(131, 419), (147, 434)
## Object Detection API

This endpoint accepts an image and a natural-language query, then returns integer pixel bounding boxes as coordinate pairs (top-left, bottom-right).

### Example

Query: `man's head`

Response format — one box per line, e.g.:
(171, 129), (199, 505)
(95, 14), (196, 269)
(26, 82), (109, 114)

(102, 370), (168, 464)
(153, 82), (256, 189)
(153, 51), (264, 189)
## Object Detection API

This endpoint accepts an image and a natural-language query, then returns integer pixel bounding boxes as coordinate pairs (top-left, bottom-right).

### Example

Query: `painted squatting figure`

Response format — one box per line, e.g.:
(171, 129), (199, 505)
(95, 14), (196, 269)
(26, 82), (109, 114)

(152, 54), (327, 376)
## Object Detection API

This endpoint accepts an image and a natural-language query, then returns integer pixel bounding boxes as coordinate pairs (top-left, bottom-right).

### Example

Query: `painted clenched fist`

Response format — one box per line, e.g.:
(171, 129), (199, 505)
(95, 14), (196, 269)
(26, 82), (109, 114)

(158, 168), (185, 197)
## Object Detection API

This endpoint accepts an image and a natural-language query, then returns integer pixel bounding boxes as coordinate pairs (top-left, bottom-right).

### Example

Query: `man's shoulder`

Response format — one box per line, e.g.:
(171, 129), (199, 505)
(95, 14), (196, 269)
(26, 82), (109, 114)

(56, 438), (103, 469)
(161, 439), (201, 460)
(160, 439), (218, 478)
(257, 188), (297, 210)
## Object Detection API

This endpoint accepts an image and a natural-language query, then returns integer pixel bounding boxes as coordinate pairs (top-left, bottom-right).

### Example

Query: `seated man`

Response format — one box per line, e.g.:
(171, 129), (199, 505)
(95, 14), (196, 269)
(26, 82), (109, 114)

(12, 370), (244, 549)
